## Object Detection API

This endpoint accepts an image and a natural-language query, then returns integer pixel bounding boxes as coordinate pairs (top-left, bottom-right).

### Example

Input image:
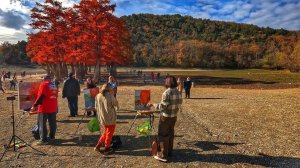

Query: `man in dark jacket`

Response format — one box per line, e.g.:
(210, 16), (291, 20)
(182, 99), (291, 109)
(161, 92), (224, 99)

(62, 73), (80, 117)
(31, 75), (58, 145)
(183, 77), (192, 99)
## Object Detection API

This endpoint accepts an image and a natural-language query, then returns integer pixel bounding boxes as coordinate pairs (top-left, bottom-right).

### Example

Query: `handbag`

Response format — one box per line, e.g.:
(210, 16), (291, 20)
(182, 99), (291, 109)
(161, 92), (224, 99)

(151, 136), (159, 156)
(31, 124), (40, 140)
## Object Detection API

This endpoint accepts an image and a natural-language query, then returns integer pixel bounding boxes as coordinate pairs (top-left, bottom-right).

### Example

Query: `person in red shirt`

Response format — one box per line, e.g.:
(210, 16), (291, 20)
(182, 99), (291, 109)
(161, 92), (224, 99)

(31, 75), (58, 145)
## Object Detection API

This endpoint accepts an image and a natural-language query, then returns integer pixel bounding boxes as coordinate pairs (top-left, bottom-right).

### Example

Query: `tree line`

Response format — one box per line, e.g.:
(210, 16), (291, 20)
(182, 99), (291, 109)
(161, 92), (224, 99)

(1, 12), (300, 73)
(122, 14), (300, 71)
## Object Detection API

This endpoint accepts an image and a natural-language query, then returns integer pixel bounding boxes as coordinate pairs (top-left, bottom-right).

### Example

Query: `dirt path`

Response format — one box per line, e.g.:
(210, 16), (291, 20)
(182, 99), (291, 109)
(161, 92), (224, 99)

(0, 85), (299, 167)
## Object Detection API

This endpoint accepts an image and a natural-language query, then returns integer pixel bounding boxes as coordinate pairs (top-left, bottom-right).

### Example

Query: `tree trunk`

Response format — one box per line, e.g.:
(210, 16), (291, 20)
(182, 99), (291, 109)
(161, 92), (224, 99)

(84, 64), (88, 75)
(93, 59), (101, 83)
(88, 66), (92, 73)
(108, 63), (117, 76)
(71, 64), (75, 74)
(46, 63), (51, 75)
(75, 64), (82, 82)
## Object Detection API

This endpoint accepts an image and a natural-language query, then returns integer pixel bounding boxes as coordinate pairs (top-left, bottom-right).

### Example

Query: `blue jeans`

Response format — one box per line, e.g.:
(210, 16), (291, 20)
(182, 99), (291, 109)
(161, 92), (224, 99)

(38, 113), (57, 141)
(67, 96), (78, 116)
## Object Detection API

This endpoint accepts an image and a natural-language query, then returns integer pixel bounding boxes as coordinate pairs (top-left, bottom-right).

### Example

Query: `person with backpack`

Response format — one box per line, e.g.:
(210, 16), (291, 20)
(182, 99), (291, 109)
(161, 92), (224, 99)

(94, 84), (119, 155)
(62, 73), (80, 117)
(31, 75), (58, 145)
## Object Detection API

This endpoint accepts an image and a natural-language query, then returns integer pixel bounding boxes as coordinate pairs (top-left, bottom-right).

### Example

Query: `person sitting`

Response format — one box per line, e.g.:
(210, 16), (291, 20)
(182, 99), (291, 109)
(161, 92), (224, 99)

(85, 77), (98, 117)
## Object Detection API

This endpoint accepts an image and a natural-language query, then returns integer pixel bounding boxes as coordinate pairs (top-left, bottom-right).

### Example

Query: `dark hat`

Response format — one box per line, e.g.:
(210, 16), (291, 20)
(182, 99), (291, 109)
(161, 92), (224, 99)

(68, 72), (74, 77)
(44, 75), (52, 80)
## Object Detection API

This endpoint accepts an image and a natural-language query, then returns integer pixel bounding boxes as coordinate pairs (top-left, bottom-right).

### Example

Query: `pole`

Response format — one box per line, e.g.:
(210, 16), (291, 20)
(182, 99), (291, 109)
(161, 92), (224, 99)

(12, 100), (16, 151)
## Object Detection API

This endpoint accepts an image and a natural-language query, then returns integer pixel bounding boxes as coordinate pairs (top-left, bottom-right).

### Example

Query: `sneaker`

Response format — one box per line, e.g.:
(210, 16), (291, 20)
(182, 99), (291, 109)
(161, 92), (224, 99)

(101, 148), (113, 155)
(34, 140), (48, 145)
(94, 147), (101, 153)
(154, 155), (167, 162)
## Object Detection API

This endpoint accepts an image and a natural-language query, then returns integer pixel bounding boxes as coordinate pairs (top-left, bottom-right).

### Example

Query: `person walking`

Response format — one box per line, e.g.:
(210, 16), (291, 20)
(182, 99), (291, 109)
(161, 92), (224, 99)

(147, 76), (183, 162)
(151, 72), (155, 82)
(157, 72), (160, 81)
(0, 76), (5, 93)
(62, 72), (80, 117)
(31, 75), (58, 145)
(10, 77), (17, 90)
(177, 77), (183, 96)
(108, 75), (118, 98)
(183, 77), (192, 99)
(94, 84), (119, 155)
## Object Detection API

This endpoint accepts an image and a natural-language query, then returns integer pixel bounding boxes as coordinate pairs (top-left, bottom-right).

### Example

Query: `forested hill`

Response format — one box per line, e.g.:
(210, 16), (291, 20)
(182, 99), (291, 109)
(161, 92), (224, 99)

(1, 14), (300, 71)
(122, 14), (300, 70)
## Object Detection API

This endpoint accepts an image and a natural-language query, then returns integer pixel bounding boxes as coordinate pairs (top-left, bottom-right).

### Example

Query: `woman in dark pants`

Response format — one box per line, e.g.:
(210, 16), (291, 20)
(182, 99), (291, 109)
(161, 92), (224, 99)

(147, 76), (183, 162)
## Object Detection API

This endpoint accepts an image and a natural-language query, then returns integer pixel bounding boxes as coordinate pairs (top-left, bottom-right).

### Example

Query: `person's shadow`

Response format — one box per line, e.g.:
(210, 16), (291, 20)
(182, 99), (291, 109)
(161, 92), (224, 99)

(169, 140), (300, 167)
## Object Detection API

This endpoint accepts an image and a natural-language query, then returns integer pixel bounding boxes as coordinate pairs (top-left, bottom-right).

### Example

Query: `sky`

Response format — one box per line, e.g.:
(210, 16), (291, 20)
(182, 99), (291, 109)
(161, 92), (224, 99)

(0, 0), (299, 44)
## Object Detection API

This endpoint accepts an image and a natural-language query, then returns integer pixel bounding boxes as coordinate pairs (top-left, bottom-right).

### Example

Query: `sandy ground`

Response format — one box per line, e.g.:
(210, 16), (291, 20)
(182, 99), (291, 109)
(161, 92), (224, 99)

(0, 77), (300, 167)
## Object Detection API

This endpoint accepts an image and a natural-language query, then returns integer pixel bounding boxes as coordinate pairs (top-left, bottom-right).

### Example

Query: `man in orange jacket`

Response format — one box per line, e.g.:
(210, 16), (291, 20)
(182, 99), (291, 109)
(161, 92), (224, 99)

(31, 75), (58, 145)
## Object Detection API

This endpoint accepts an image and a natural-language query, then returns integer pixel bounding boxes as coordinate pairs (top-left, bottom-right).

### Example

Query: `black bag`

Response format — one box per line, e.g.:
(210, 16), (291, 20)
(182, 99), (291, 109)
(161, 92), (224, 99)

(110, 135), (122, 149)
(31, 124), (40, 140)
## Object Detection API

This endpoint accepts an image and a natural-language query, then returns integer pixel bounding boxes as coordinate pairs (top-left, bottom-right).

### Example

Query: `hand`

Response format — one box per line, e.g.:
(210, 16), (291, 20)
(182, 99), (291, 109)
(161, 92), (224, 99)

(146, 103), (153, 108)
(31, 106), (37, 112)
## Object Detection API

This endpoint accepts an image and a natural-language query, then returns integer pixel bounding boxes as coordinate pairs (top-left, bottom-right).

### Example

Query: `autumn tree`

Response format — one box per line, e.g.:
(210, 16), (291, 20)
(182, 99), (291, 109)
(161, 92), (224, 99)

(27, 0), (131, 81)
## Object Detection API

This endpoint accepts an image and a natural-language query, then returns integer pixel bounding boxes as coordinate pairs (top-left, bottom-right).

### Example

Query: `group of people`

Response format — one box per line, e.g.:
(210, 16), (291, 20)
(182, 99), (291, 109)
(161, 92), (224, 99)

(31, 73), (120, 153)
(177, 77), (192, 99)
(31, 72), (185, 162)
(0, 71), (22, 93)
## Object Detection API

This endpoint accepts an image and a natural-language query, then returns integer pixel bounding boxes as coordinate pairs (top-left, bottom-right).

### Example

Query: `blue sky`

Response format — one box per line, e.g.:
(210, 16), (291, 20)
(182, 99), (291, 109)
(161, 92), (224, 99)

(0, 0), (300, 43)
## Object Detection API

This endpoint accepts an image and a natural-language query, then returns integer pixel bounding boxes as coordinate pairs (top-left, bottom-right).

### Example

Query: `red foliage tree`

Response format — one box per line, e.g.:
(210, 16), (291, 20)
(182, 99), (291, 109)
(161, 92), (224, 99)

(27, 0), (131, 81)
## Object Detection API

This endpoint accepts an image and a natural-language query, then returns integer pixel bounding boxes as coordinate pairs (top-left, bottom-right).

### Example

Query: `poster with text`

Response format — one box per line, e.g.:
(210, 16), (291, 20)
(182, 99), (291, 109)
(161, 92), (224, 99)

(134, 90), (151, 110)
(83, 87), (99, 110)
(18, 82), (41, 111)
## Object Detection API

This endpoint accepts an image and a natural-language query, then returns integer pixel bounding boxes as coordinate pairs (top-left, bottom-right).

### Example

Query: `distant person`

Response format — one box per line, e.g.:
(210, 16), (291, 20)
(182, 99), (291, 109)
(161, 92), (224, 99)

(94, 84), (119, 155)
(9, 77), (17, 90)
(177, 77), (183, 96)
(157, 72), (160, 81)
(13, 72), (17, 79)
(165, 73), (170, 79)
(151, 72), (155, 82)
(85, 77), (97, 117)
(7, 71), (11, 79)
(183, 77), (192, 99)
(53, 78), (60, 89)
(147, 76), (182, 162)
(108, 76), (118, 98)
(31, 75), (58, 145)
(62, 73), (80, 117)
(0, 77), (5, 93)
(143, 74), (147, 84)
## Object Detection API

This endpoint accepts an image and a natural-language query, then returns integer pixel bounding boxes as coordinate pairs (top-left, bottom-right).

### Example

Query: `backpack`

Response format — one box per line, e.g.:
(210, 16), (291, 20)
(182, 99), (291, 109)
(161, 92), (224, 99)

(110, 135), (122, 149)
(31, 124), (40, 140)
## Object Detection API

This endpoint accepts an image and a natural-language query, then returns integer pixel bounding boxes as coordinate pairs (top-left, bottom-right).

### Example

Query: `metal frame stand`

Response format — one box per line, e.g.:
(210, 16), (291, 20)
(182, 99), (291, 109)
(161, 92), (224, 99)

(126, 112), (155, 149)
(0, 99), (46, 162)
